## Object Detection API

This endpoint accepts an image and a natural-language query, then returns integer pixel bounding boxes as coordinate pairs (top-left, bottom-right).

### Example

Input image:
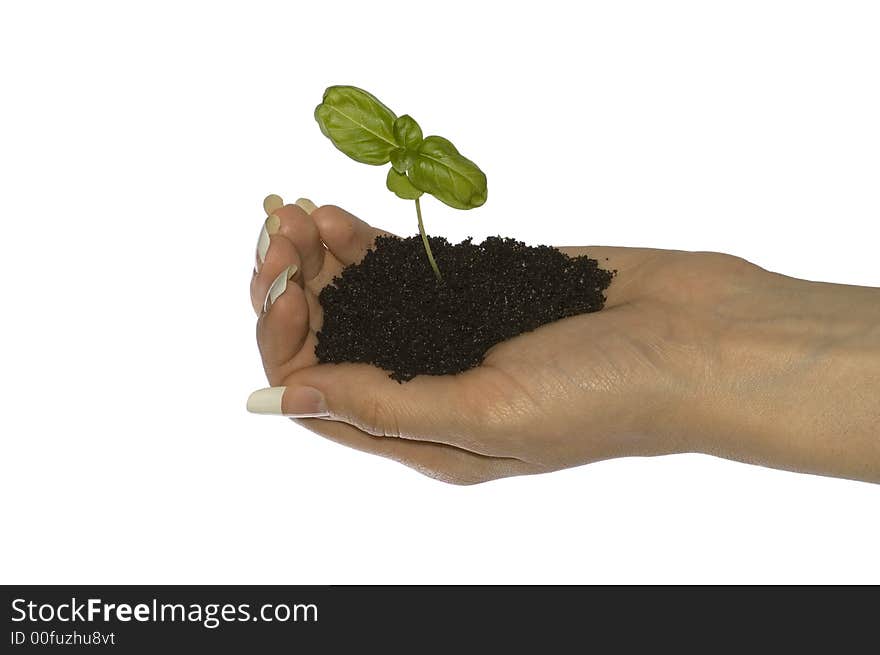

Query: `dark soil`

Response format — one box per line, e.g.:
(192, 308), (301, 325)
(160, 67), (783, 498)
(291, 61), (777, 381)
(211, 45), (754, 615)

(315, 235), (615, 382)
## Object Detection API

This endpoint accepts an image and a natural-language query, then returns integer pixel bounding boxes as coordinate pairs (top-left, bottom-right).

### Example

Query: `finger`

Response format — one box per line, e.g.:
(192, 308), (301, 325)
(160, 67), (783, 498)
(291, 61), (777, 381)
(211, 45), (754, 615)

(311, 204), (395, 266)
(245, 363), (505, 456)
(250, 233), (303, 314)
(292, 417), (537, 485)
(253, 193), (286, 274)
(257, 272), (319, 383)
(269, 201), (327, 284)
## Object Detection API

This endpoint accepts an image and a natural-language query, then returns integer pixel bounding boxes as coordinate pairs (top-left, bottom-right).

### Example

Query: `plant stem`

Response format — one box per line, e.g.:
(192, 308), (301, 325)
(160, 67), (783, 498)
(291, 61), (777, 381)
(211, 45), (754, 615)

(415, 197), (442, 282)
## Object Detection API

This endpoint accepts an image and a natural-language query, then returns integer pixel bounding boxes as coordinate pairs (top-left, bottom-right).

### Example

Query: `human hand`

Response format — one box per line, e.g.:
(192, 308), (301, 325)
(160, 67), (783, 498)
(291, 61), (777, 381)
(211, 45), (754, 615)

(248, 197), (880, 484)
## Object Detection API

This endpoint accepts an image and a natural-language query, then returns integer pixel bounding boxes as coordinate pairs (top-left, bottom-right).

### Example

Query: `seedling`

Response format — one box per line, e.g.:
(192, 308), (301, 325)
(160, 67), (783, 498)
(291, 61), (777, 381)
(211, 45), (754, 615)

(314, 85), (487, 281)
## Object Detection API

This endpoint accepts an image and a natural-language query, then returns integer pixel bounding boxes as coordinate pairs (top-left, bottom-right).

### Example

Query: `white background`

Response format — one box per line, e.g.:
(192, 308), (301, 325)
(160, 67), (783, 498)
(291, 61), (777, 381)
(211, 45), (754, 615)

(1, 1), (878, 584)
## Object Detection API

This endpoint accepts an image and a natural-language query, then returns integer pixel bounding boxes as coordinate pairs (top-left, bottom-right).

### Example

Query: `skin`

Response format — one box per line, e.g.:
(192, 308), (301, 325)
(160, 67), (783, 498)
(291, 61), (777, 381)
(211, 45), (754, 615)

(250, 201), (880, 485)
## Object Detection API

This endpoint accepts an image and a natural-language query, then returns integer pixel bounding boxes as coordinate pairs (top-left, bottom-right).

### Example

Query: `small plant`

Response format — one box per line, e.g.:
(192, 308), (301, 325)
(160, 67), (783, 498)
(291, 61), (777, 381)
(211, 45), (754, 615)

(314, 85), (487, 281)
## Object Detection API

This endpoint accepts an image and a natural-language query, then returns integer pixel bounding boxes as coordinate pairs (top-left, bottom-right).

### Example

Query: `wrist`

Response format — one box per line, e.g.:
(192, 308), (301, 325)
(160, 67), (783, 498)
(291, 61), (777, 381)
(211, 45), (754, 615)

(690, 272), (880, 480)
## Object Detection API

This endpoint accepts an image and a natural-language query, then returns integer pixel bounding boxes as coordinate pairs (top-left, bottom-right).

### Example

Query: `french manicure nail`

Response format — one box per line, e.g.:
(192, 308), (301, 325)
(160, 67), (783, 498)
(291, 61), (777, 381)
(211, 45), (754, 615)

(262, 265), (298, 313)
(265, 213), (281, 235)
(256, 214), (281, 264)
(247, 386), (286, 415)
(263, 194), (284, 215)
(295, 197), (317, 215)
(247, 386), (330, 418)
(257, 225), (270, 264)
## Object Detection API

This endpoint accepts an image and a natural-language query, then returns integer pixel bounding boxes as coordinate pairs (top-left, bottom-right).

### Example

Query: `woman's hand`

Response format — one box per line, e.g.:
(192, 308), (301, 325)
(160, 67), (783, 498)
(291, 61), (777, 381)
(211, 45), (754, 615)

(248, 196), (880, 485)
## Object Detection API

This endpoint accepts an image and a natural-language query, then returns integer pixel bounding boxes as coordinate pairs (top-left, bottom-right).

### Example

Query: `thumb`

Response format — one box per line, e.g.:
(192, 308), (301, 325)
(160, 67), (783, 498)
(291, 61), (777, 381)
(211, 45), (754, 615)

(246, 363), (495, 455)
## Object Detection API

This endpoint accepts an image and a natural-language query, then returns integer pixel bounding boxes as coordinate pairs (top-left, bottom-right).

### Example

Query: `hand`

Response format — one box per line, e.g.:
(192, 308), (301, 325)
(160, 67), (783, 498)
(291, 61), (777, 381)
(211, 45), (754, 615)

(248, 197), (880, 485)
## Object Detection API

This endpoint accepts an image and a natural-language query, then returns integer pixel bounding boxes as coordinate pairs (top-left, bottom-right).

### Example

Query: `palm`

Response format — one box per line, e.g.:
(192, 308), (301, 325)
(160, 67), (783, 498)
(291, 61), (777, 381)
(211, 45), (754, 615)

(469, 249), (759, 465)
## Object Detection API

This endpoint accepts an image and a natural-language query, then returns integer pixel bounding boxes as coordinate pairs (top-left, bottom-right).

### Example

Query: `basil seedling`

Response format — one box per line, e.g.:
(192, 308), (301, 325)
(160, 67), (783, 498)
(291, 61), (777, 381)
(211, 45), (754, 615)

(315, 85), (487, 281)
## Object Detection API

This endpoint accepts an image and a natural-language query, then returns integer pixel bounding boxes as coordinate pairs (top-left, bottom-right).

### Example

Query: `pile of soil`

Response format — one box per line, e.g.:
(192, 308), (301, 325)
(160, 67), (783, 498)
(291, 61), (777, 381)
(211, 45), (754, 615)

(315, 235), (615, 382)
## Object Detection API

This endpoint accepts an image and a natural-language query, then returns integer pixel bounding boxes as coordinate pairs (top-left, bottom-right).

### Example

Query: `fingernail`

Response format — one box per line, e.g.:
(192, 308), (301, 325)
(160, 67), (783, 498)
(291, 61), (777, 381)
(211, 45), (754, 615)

(262, 265), (298, 313)
(263, 194), (284, 215)
(256, 226), (270, 264)
(285, 386), (329, 417)
(247, 386), (329, 418)
(247, 386), (286, 415)
(295, 197), (317, 215)
(265, 213), (281, 234)
(256, 214), (281, 265)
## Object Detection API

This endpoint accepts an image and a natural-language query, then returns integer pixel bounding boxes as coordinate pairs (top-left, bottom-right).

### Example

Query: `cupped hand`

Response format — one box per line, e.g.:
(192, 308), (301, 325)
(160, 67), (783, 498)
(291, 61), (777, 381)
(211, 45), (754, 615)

(247, 196), (771, 484)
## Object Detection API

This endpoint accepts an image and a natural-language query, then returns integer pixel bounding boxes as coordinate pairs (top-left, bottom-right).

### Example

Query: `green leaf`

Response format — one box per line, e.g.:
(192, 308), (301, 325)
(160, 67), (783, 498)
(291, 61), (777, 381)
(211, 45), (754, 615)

(314, 85), (398, 165)
(390, 115), (422, 173)
(390, 148), (414, 174)
(408, 136), (487, 210)
(393, 115), (423, 150)
(386, 168), (423, 200)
